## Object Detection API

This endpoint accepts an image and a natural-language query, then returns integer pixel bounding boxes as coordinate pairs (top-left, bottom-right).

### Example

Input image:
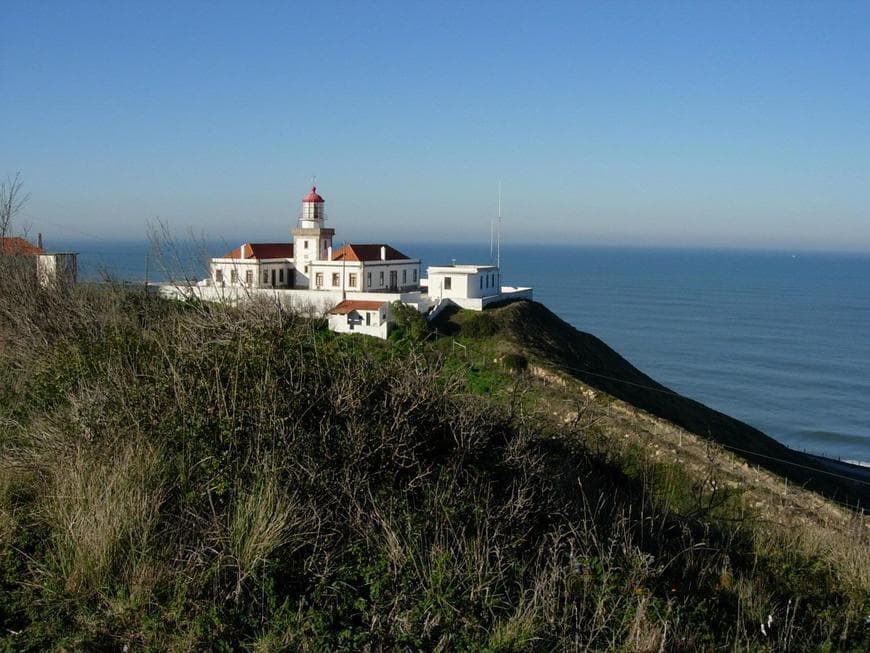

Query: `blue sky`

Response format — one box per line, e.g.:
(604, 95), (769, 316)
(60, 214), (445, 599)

(3, 1), (870, 250)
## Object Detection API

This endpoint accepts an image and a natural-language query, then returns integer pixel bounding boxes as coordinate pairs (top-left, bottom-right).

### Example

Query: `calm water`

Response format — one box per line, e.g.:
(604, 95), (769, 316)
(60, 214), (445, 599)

(57, 239), (870, 464)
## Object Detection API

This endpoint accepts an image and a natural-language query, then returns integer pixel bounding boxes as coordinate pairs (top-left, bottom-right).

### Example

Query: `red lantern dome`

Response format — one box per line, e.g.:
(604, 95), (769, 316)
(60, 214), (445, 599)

(303, 186), (324, 203)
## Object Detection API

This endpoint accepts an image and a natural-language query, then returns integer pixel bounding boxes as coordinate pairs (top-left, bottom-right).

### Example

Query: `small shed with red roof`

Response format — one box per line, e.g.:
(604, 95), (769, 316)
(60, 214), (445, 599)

(0, 236), (77, 286)
(327, 299), (389, 338)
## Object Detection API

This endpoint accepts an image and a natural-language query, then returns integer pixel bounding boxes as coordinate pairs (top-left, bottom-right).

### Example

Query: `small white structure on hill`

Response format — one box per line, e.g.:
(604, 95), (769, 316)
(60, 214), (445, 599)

(423, 264), (532, 312)
(327, 299), (389, 339)
(427, 264), (499, 304)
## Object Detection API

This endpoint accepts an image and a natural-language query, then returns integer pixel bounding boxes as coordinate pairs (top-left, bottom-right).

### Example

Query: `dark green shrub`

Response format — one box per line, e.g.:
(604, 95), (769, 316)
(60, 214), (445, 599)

(460, 311), (499, 338)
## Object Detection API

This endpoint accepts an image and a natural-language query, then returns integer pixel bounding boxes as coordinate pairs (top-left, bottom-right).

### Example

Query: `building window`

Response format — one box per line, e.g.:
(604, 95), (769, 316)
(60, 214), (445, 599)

(349, 273), (357, 288)
(365, 312), (371, 326)
(279, 269), (284, 283)
(315, 272), (323, 288)
(245, 270), (253, 285)
(480, 276), (483, 289)
(444, 276), (452, 290)
(413, 269), (417, 283)
(367, 272), (372, 288)
(215, 269), (223, 283)
(402, 270), (407, 284)
(332, 273), (340, 287)
(231, 269), (238, 283)
(304, 240), (309, 249)
(263, 271), (269, 283)
(379, 271), (384, 285)
(304, 265), (309, 274)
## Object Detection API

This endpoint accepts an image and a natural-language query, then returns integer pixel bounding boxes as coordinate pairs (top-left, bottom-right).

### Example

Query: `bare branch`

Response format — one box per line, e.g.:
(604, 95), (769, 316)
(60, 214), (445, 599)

(0, 172), (30, 237)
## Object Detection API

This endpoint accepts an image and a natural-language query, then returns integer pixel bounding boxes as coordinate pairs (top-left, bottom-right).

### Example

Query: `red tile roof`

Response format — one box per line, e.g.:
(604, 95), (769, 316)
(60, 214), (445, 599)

(329, 300), (387, 315)
(332, 244), (410, 262)
(221, 243), (294, 260)
(0, 236), (45, 256)
(303, 186), (324, 203)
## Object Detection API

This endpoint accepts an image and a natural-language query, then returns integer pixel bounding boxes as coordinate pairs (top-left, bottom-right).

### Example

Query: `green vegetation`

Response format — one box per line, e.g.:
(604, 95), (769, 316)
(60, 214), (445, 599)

(389, 299), (430, 342)
(0, 269), (867, 650)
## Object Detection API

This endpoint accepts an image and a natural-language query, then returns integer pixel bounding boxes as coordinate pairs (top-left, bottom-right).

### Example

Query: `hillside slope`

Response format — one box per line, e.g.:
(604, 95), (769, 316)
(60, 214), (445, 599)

(436, 300), (869, 506)
(0, 279), (867, 650)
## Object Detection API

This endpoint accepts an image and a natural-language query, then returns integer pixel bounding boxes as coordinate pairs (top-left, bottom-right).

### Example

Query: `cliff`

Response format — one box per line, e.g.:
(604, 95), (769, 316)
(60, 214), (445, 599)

(449, 300), (869, 506)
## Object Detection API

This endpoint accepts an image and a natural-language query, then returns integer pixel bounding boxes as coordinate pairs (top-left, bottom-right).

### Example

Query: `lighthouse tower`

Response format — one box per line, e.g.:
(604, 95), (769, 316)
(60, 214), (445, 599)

(292, 186), (335, 288)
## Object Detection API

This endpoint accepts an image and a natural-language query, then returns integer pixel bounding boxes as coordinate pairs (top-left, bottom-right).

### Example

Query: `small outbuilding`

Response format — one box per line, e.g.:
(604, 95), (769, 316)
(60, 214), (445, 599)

(327, 299), (389, 339)
(0, 236), (77, 287)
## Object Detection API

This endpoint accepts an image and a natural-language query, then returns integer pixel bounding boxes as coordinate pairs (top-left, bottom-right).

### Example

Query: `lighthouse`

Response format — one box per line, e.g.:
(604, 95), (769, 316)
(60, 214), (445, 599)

(292, 186), (335, 288)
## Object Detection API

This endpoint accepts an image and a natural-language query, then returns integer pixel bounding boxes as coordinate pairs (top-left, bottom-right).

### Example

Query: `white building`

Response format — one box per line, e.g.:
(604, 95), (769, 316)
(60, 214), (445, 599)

(0, 235), (77, 287)
(424, 263), (532, 311)
(309, 244), (420, 293)
(207, 187), (421, 295)
(327, 299), (389, 339)
(209, 243), (294, 289)
(177, 184), (532, 339)
(427, 264), (500, 301)
(291, 186), (334, 288)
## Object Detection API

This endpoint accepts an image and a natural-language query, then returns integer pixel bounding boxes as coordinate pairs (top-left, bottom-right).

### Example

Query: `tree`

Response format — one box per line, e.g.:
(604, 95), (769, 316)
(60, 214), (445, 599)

(390, 300), (429, 342)
(0, 172), (29, 237)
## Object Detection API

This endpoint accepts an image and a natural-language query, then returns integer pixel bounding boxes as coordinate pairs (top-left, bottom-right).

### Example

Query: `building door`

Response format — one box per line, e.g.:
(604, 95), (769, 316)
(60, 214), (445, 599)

(271, 269), (276, 286)
(389, 270), (397, 290)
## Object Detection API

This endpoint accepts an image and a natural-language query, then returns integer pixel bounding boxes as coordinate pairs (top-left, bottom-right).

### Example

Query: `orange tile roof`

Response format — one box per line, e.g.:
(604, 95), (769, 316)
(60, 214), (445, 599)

(221, 242), (294, 259)
(329, 300), (387, 315)
(332, 244), (411, 262)
(0, 236), (45, 256)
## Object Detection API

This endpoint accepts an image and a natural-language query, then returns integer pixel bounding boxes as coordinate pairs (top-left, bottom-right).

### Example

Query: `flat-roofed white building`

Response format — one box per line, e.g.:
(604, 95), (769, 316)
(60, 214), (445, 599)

(424, 263), (532, 312)
(427, 264), (500, 301)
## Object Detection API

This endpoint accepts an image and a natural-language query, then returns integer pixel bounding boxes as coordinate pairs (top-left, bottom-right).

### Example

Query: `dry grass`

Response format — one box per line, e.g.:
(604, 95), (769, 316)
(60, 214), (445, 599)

(39, 437), (163, 598)
(226, 473), (314, 598)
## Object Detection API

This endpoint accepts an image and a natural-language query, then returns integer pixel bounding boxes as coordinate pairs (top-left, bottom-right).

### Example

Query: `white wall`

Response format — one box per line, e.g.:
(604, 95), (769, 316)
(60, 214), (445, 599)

(328, 305), (389, 339)
(35, 253), (77, 287)
(159, 283), (426, 316)
(310, 260), (420, 292)
(209, 258), (295, 289)
(427, 266), (501, 300)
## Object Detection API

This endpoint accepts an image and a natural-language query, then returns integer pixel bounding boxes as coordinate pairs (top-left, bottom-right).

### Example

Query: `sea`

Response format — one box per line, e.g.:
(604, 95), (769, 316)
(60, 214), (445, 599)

(54, 238), (870, 466)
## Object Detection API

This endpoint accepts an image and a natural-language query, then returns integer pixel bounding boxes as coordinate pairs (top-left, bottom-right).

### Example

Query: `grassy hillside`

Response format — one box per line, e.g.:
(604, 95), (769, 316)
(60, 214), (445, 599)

(433, 301), (869, 507)
(0, 276), (867, 650)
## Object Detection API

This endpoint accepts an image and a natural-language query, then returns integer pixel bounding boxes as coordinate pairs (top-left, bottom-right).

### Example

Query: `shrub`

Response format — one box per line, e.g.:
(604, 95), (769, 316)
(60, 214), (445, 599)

(460, 311), (499, 338)
(390, 300), (429, 341)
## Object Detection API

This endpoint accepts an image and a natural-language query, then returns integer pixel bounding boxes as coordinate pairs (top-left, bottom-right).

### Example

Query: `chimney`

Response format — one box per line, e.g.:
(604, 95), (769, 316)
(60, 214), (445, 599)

(328, 246), (332, 261)
(380, 246), (386, 261)
(37, 233), (43, 250)
(240, 244), (247, 259)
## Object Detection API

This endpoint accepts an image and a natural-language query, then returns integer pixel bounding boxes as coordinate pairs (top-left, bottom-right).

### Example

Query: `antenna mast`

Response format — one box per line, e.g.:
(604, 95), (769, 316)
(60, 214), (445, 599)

(496, 180), (502, 270)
